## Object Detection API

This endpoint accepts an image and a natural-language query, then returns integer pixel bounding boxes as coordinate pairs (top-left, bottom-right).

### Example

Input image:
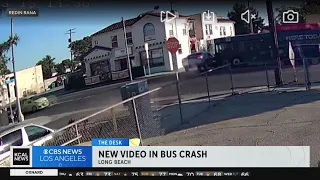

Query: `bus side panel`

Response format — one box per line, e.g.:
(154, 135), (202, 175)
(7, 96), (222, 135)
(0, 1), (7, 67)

(278, 29), (320, 64)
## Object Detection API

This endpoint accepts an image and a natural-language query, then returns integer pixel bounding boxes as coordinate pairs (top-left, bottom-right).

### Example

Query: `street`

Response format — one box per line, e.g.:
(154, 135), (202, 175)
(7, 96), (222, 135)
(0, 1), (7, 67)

(24, 64), (320, 130)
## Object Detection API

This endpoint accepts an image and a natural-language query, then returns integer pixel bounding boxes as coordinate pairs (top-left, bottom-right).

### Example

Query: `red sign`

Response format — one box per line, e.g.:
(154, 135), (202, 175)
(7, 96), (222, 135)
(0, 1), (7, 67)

(276, 23), (320, 31)
(166, 37), (179, 53)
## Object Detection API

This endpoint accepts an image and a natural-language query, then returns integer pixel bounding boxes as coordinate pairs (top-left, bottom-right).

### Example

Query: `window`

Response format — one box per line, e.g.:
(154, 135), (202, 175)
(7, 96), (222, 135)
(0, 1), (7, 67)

(94, 40), (98, 45)
(115, 59), (128, 71)
(182, 24), (187, 35)
(169, 30), (174, 36)
(111, 36), (118, 48)
(178, 44), (182, 54)
(25, 125), (51, 142)
(220, 26), (226, 36)
(205, 24), (213, 35)
(140, 48), (164, 67)
(182, 29), (187, 35)
(143, 23), (156, 42)
(27, 100), (32, 104)
(126, 32), (133, 45)
(189, 22), (194, 30)
(0, 130), (23, 156)
(216, 43), (232, 53)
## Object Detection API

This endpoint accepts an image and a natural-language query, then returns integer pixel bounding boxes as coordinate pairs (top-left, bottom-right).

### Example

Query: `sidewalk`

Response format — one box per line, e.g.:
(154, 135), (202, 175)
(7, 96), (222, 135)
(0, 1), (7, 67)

(145, 84), (320, 167)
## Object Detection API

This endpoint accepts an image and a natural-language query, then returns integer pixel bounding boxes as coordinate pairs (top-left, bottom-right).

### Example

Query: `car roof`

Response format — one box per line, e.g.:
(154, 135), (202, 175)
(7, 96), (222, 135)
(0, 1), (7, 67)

(189, 52), (205, 56)
(187, 52), (211, 58)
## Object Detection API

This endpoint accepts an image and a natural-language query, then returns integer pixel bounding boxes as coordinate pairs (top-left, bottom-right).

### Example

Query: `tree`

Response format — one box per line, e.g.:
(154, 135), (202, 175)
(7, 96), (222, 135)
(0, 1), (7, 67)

(36, 55), (56, 79)
(55, 59), (77, 74)
(0, 31), (19, 125)
(68, 36), (92, 62)
(300, 1), (320, 18)
(275, 1), (320, 24)
(0, 35), (19, 75)
(227, 2), (265, 35)
(55, 63), (65, 75)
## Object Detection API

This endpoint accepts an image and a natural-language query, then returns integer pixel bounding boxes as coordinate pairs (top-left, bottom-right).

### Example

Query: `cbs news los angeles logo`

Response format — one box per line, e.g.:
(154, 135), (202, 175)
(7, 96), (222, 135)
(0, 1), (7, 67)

(10, 146), (32, 167)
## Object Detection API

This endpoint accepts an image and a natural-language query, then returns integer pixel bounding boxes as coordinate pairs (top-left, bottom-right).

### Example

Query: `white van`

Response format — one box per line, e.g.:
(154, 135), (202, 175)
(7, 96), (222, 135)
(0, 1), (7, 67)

(0, 123), (54, 166)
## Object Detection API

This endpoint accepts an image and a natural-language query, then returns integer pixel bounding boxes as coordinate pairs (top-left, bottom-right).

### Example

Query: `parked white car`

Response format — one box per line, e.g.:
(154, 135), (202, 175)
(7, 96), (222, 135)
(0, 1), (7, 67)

(0, 123), (55, 166)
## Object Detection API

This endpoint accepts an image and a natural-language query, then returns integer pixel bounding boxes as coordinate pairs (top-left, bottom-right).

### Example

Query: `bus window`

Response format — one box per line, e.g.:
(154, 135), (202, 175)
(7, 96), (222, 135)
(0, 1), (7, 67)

(227, 43), (233, 51)
(215, 44), (219, 53)
(216, 43), (225, 53)
(238, 42), (245, 53)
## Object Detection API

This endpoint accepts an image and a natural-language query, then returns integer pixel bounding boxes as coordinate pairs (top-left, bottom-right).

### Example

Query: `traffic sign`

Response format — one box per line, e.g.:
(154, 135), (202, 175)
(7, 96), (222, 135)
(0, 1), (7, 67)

(166, 37), (179, 53)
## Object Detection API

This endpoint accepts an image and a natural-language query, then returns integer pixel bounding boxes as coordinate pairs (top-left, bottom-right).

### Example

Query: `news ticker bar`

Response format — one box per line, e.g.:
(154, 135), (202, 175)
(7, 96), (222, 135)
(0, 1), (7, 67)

(6, 8), (39, 17)
(10, 169), (247, 177)
(7, 168), (320, 177)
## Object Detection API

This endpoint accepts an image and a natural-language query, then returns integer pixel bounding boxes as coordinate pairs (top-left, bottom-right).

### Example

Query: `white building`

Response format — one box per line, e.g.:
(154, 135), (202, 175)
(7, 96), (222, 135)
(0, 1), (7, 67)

(83, 10), (194, 83)
(188, 12), (235, 54)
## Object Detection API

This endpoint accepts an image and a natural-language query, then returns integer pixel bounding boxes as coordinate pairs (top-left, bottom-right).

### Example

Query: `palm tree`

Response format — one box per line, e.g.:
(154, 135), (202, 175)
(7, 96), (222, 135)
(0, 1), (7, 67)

(0, 35), (19, 75)
(36, 55), (56, 79)
(0, 34), (19, 126)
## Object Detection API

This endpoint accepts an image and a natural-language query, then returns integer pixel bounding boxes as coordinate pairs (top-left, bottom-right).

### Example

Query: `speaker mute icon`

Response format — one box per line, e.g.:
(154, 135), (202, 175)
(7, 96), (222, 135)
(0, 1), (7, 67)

(241, 9), (256, 24)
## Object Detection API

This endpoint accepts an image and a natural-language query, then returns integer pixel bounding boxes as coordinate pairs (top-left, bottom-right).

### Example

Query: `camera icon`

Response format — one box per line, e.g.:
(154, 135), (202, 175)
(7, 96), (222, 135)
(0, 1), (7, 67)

(283, 10), (299, 23)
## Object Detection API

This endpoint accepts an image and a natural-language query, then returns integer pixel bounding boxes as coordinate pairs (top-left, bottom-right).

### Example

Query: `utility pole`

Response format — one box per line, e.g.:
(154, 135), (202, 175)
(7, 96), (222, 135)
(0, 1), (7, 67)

(248, 0), (254, 33)
(122, 18), (133, 82)
(10, 18), (24, 122)
(266, 0), (283, 86)
(66, 28), (76, 61)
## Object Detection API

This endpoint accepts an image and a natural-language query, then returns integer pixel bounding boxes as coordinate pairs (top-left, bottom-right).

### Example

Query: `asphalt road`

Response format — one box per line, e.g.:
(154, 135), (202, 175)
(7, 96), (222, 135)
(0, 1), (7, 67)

(24, 64), (320, 130)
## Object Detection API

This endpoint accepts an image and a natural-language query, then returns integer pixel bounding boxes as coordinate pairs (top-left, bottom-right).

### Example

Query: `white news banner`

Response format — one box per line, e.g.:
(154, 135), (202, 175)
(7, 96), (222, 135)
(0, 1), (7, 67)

(10, 169), (58, 176)
(92, 146), (310, 167)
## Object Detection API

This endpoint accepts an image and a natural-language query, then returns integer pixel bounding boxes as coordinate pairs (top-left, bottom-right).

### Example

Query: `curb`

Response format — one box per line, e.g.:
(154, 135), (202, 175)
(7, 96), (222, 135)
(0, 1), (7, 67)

(57, 73), (179, 99)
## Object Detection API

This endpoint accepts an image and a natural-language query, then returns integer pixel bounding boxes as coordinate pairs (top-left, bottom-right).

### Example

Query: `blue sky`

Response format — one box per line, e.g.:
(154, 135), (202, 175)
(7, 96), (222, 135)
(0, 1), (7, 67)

(0, 1), (299, 71)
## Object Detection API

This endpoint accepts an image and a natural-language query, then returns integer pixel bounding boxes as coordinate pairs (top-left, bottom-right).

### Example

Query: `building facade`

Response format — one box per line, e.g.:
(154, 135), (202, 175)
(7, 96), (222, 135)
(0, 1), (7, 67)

(84, 10), (193, 83)
(188, 12), (235, 54)
(1, 65), (45, 104)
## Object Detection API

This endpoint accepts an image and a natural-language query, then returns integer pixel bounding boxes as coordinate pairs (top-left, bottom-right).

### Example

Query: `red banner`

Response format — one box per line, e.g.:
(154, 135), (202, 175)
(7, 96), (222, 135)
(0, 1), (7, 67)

(276, 23), (320, 31)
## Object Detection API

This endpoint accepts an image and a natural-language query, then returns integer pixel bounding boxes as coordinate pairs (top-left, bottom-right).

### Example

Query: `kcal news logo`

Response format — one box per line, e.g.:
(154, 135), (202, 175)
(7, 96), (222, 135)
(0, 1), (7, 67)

(10, 146), (32, 167)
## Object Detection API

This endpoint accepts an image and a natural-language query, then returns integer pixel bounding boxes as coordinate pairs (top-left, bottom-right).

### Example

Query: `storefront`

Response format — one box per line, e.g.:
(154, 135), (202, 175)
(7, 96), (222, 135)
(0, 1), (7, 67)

(83, 46), (112, 85)
(111, 47), (134, 80)
(90, 59), (112, 81)
(139, 47), (166, 73)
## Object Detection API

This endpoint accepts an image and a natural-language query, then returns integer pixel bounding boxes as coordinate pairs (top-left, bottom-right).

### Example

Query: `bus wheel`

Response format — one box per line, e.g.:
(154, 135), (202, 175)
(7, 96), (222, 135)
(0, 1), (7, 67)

(232, 58), (241, 66)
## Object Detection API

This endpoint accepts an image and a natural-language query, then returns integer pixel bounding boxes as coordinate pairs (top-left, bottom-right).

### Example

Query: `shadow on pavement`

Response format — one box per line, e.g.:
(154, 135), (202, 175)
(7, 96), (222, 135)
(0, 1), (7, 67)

(154, 88), (320, 136)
